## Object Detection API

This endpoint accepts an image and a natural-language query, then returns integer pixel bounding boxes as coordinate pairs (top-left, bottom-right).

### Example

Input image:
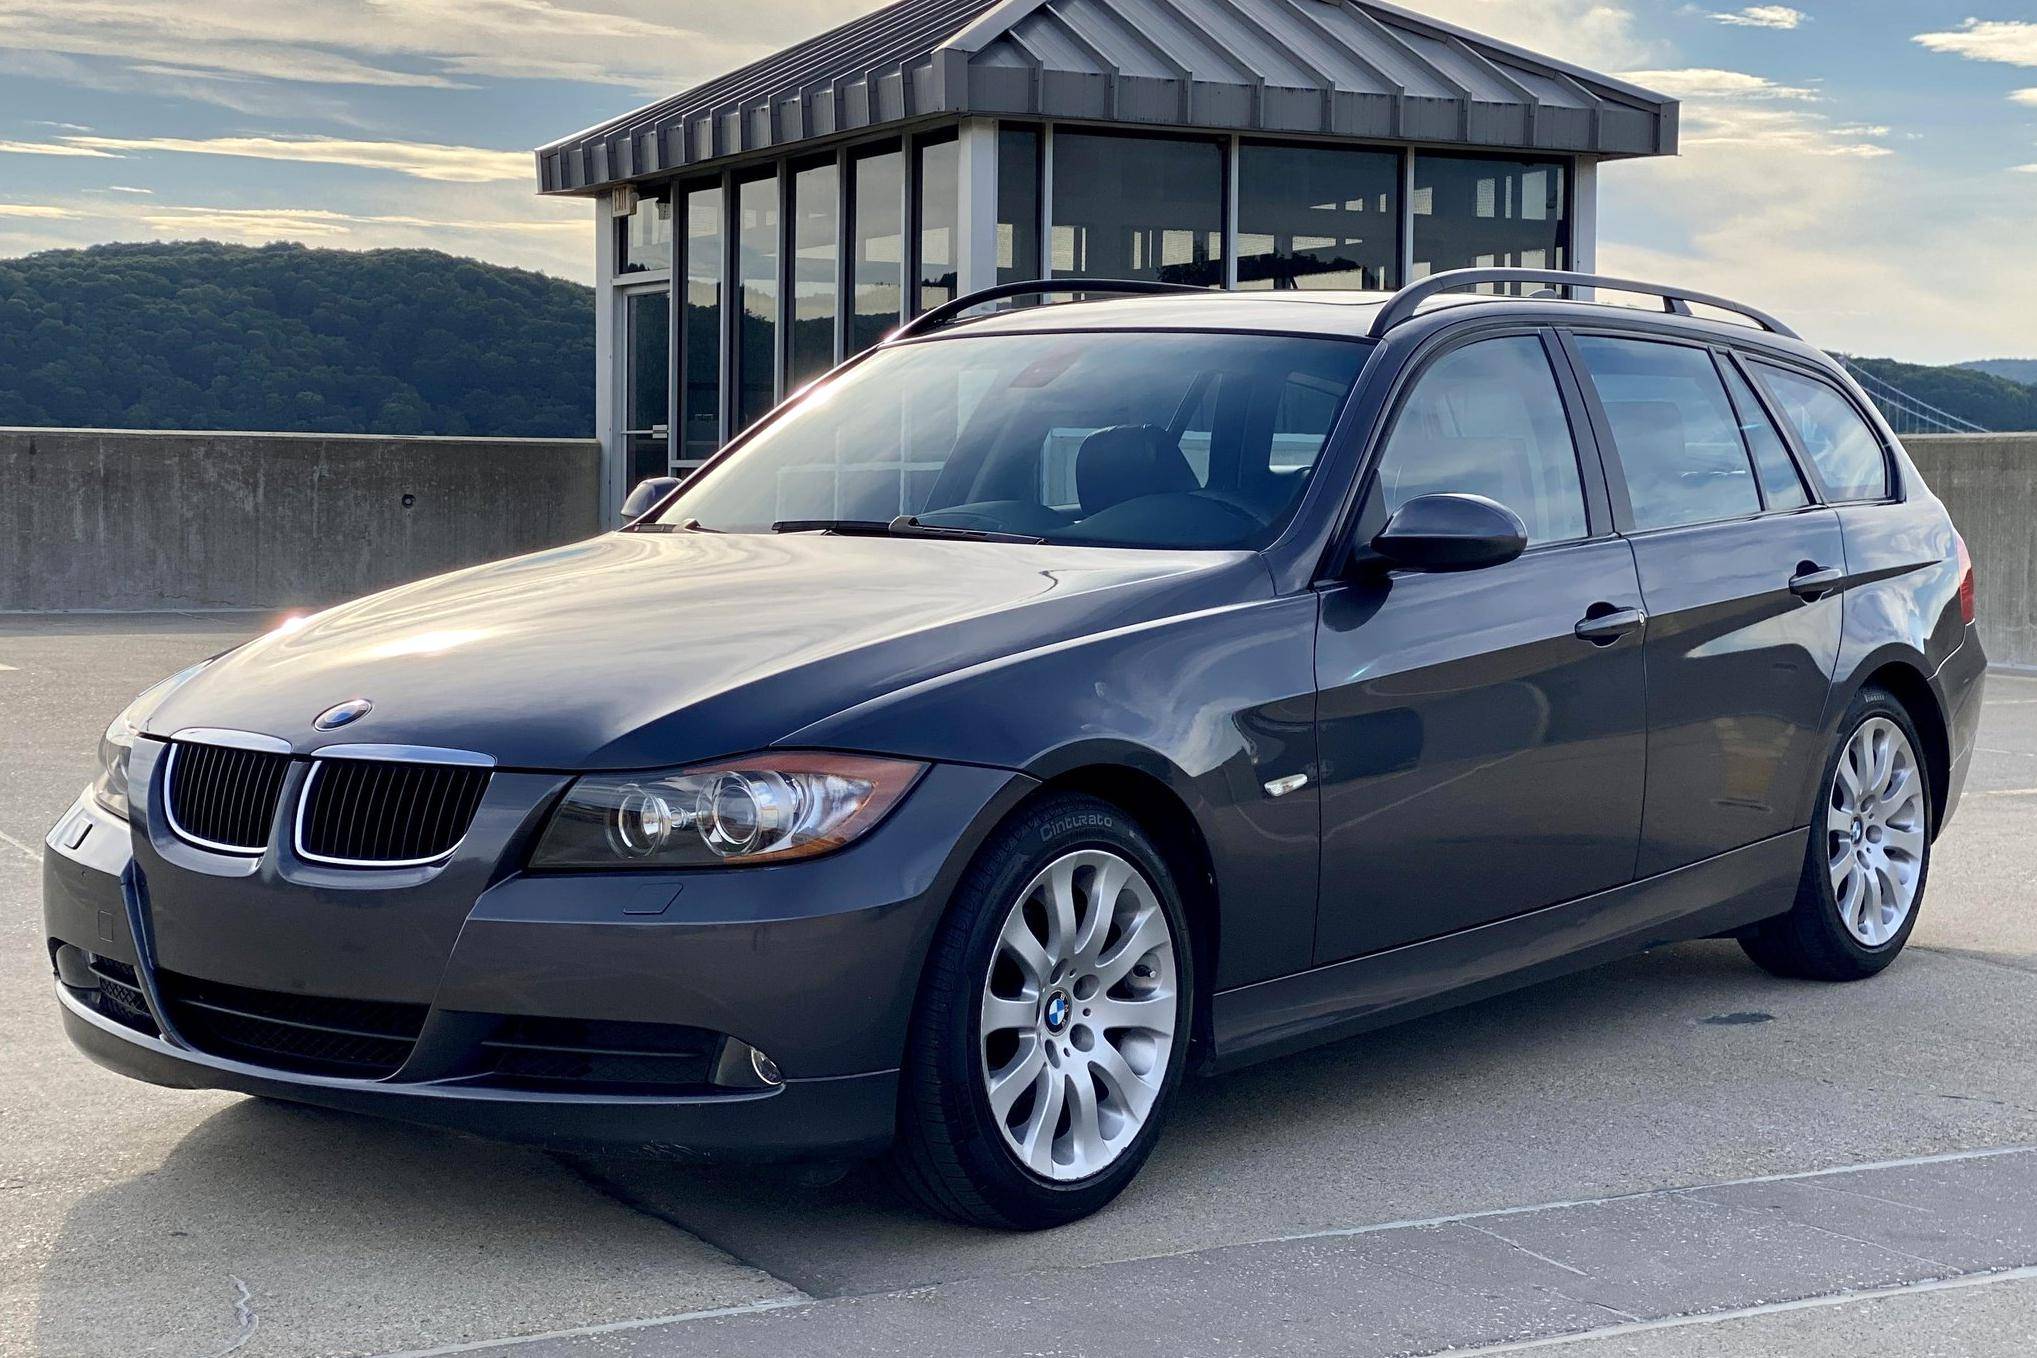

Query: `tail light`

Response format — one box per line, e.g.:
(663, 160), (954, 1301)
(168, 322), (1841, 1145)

(1955, 533), (1976, 626)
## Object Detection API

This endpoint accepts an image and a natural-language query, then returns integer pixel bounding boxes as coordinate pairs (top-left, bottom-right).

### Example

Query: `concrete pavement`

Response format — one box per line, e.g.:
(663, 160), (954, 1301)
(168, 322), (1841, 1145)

(3, 613), (2034, 1356)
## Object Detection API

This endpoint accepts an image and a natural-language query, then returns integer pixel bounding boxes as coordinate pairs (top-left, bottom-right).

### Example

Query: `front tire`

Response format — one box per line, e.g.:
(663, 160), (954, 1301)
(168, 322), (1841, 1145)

(1741, 686), (1932, 981)
(894, 793), (1194, 1229)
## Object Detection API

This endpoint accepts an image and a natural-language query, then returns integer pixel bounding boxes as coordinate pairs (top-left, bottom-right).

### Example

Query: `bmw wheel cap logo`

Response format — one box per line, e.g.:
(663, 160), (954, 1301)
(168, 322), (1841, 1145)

(314, 698), (374, 731)
(1044, 992), (1071, 1033)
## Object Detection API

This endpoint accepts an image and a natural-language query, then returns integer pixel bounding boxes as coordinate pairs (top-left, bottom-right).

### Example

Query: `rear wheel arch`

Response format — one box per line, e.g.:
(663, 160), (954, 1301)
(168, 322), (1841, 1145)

(1848, 660), (1949, 837)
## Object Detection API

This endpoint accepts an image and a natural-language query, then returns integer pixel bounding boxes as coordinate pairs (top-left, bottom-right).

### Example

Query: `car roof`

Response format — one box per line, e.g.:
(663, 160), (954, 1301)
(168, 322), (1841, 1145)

(912, 288), (1835, 367)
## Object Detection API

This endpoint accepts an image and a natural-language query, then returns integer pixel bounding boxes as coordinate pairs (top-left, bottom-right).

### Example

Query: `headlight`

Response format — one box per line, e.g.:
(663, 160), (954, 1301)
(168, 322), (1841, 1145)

(94, 657), (217, 820)
(532, 752), (926, 870)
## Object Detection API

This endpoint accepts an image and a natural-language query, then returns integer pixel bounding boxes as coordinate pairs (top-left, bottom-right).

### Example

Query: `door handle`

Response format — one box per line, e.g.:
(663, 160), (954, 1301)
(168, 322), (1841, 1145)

(1789, 565), (1845, 601)
(1575, 606), (1646, 645)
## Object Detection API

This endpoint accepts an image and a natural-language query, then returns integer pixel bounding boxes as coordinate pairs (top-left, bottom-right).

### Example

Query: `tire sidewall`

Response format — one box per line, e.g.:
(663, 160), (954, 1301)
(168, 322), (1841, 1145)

(922, 794), (1196, 1224)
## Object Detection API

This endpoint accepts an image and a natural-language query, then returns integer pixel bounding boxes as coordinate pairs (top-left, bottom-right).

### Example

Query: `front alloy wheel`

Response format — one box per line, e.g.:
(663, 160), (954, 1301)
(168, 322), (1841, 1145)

(980, 849), (1179, 1182)
(895, 793), (1194, 1229)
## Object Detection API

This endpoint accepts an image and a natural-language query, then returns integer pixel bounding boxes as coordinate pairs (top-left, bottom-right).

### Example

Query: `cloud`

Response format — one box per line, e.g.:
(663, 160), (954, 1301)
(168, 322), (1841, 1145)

(1711, 6), (1806, 29)
(58, 136), (532, 184)
(133, 206), (584, 241)
(1913, 20), (2037, 68)
(0, 139), (122, 159)
(96, 186), (155, 196)
(0, 204), (81, 219)
(2013, 88), (2037, 106)
(1619, 68), (1819, 99)
(1393, 0), (1660, 69)
(2017, 164), (2037, 175)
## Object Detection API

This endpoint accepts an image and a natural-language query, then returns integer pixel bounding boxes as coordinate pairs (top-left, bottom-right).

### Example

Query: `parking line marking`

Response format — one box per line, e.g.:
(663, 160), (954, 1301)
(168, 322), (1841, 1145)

(0, 662), (17, 671)
(1428, 1264), (2037, 1354)
(0, 829), (42, 863)
(1974, 787), (2037, 798)
(366, 1295), (814, 1358)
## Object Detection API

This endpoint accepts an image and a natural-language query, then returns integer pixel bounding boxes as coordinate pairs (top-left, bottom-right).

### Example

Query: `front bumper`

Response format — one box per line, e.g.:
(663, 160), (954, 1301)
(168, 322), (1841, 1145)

(43, 759), (1033, 1160)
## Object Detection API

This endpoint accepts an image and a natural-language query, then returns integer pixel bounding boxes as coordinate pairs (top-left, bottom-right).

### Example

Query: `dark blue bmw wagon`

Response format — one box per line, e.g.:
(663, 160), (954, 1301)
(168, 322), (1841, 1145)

(45, 270), (1985, 1228)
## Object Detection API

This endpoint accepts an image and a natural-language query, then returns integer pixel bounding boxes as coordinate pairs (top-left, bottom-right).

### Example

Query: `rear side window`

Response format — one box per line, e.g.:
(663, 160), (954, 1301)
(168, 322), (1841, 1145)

(1573, 335), (1760, 532)
(1751, 362), (1891, 502)
(1371, 336), (1588, 547)
(1719, 361), (1808, 509)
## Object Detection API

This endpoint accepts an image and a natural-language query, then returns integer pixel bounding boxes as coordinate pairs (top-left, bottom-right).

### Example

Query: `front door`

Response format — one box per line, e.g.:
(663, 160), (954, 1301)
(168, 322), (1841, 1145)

(1313, 332), (1648, 964)
(1564, 333), (1845, 876)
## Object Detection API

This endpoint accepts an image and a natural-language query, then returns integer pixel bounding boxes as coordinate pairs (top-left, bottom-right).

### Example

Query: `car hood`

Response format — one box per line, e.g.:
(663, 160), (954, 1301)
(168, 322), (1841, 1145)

(145, 530), (1269, 770)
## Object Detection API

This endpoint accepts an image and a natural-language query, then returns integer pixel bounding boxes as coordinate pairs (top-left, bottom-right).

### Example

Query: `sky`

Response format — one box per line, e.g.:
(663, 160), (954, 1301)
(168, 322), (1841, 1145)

(0, 0), (2032, 363)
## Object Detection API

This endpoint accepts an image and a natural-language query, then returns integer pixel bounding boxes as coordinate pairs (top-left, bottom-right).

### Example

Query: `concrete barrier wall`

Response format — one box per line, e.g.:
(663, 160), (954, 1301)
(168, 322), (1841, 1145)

(1905, 434), (2037, 670)
(1, 427), (602, 612)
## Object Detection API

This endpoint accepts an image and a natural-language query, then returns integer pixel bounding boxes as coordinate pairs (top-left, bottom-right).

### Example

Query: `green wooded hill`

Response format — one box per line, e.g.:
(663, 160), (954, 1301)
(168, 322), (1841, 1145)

(0, 240), (593, 437)
(1844, 356), (2037, 433)
(1961, 359), (2037, 388)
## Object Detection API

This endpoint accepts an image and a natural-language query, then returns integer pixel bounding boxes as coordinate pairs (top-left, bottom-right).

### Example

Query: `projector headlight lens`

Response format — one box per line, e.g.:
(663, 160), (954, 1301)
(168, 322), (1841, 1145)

(534, 753), (926, 870)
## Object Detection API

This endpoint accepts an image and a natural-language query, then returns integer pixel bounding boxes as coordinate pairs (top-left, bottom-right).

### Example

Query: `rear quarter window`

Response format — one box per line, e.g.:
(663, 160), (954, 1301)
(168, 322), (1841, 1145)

(1751, 362), (1892, 502)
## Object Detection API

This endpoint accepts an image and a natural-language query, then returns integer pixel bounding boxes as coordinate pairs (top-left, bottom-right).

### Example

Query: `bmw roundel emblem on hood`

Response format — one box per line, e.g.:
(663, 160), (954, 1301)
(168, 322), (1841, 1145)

(314, 698), (374, 731)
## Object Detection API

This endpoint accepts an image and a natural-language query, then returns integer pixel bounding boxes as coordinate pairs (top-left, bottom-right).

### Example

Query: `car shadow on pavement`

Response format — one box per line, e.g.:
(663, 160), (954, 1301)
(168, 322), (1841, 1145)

(33, 1093), (779, 1357)
(40, 937), (2037, 1348)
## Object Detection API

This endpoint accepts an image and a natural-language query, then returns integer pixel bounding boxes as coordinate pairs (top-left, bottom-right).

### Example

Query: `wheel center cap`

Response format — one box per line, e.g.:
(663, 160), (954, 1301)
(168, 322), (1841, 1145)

(1851, 819), (1865, 843)
(1043, 991), (1071, 1034)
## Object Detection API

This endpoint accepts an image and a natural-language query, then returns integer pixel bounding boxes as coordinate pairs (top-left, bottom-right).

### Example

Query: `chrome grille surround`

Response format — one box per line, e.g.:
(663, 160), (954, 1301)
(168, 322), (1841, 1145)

(293, 745), (494, 868)
(162, 729), (294, 855)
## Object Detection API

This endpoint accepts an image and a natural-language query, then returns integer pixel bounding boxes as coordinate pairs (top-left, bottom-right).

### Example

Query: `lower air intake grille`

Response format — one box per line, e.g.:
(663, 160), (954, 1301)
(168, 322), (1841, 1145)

(86, 955), (158, 1036)
(158, 970), (428, 1078)
(297, 759), (489, 866)
(165, 741), (291, 853)
(479, 1016), (721, 1094)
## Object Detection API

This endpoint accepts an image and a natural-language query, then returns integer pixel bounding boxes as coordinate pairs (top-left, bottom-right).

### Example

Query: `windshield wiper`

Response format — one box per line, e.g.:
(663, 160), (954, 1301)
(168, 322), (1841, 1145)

(886, 516), (1045, 544)
(770, 518), (893, 535)
(769, 516), (1045, 544)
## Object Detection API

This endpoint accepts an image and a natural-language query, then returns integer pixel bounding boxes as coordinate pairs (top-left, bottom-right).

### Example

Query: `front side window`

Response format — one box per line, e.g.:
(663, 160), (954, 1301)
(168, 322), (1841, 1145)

(1369, 336), (1588, 547)
(658, 331), (1368, 550)
(1573, 336), (1760, 531)
(1752, 362), (1891, 502)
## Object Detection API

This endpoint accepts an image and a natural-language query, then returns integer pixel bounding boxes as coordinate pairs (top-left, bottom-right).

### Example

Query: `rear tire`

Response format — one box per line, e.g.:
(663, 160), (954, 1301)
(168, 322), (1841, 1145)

(893, 793), (1195, 1229)
(1741, 686), (1932, 982)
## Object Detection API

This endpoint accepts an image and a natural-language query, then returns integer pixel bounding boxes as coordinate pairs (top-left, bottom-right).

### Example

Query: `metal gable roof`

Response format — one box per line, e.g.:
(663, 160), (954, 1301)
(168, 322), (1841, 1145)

(535, 0), (1678, 195)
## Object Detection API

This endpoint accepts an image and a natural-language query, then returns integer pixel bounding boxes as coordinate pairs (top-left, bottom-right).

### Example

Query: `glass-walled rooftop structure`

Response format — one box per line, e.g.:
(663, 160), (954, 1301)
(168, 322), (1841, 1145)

(537, 0), (1679, 517)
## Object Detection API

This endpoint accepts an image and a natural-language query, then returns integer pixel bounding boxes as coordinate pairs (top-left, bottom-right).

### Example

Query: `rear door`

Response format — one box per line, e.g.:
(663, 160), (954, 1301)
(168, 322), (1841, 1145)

(1563, 331), (1844, 876)
(1312, 329), (1648, 964)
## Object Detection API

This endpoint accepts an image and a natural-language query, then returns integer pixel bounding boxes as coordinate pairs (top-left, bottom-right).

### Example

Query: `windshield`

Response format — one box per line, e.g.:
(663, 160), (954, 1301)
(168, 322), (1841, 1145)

(656, 330), (1371, 549)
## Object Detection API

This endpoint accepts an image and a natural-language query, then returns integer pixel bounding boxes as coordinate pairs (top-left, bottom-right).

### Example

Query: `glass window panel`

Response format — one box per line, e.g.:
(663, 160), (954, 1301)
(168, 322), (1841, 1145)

(660, 330), (1365, 550)
(616, 189), (671, 275)
(1237, 143), (1399, 290)
(1751, 362), (1890, 502)
(850, 143), (904, 355)
(1720, 361), (1808, 509)
(736, 172), (779, 431)
(681, 183), (723, 465)
(1574, 336), (1760, 531)
(623, 288), (670, 485)
(1372, 336), (1587, 546)
(790, 160), (839, 390)
(1051, 132), (1223, 287)
(1411, 155), (1566, 293)
(997, 126), (1041, 285)
(916, 133), (959, 313)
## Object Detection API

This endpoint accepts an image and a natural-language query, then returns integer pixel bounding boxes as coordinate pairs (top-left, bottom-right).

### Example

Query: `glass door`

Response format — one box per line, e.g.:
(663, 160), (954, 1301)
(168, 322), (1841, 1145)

(622, 285), (671, 488)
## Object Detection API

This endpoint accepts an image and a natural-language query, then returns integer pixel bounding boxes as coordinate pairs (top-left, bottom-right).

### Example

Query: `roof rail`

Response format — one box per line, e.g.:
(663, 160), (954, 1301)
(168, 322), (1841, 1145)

(890, 278), (1208, 342)
(1367, 269), (1801, 342)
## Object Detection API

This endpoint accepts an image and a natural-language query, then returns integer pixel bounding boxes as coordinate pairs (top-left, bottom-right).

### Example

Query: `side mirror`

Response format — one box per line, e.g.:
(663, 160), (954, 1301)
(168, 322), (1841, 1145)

(1368, 493), (1528, 572)
(621, 475), (682, 522)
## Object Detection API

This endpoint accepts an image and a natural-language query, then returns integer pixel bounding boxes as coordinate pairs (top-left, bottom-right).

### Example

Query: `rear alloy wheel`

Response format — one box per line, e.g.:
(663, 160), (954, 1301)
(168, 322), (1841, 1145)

(1742, 687), (1932, 981)
(895, 793), (1194, 1229)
